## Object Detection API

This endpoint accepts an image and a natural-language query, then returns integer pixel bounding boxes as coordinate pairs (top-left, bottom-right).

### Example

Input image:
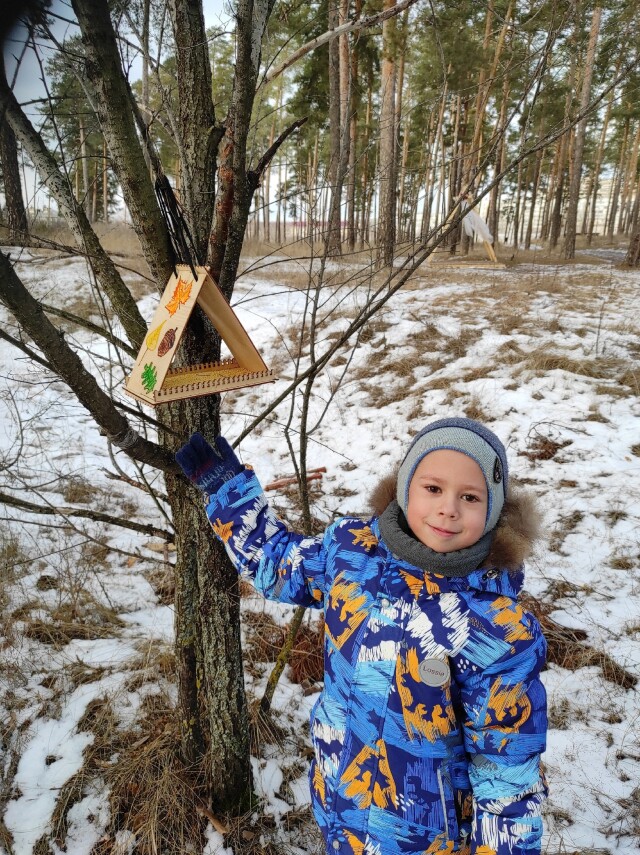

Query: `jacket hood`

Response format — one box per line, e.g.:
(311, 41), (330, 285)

(369, 471), (540, 572)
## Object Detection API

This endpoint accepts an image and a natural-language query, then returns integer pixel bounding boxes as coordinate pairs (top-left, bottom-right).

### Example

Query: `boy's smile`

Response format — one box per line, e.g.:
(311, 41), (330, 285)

(406, 450), (488, 552)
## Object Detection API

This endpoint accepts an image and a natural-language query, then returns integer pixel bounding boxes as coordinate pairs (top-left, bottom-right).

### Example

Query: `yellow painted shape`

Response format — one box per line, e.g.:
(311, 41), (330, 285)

(398, 568), (424, 599)
(344, 831), (366, 855)
(165, 276), (193, 316)
(341, 743), (375, 808)
(490, 596), (533, 643)
(211, 518), (233, 544)
(424, 832), (456, 853)
(372, 739), (398, 809)
(425, 574), (444, 595)
(484, 677), (532, 732)
(312, 762), (326, 807)
(348, 526), (378, 551)
(325, 573), (369, 648)
(145, 321), (165, 350)
(340, 739), (398, 810)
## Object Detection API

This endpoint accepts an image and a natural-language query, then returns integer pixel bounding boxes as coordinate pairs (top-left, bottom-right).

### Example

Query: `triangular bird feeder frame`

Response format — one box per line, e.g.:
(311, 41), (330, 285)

(125, 265), (276, 406)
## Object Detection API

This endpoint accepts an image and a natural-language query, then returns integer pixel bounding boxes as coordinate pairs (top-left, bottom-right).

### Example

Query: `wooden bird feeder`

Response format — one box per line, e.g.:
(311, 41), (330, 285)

(125, 265), (276, 406)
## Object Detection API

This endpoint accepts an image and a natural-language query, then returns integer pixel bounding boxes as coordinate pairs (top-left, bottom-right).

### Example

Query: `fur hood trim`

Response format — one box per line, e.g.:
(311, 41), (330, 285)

(368, 472), (540, 572)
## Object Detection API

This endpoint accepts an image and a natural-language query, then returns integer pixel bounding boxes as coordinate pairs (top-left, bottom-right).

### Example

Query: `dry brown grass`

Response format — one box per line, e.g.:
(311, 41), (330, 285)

(520, 348), (623, 380)
(523, 434), (572, 462)
(464, 399), (493, 422)
(521, 593), (637, 690)
(14, 593), (125, 647)
(82, 692), (210, 855)
(548, 510), (584, 554)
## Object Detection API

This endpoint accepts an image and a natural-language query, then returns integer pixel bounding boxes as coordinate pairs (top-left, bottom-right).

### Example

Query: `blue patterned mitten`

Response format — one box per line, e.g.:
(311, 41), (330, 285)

(175, 433), (243, 495)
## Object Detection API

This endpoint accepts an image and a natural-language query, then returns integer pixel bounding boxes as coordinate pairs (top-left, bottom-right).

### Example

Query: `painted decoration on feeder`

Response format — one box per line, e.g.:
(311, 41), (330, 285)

(157, 328), (177, 357)
(165, 277), (193, 316)
(141, 363), (158, 392)
(124, 265), (277, 406)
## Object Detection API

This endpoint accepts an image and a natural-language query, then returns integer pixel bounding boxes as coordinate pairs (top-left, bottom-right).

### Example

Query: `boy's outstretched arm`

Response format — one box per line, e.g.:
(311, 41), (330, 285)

(176, 433), (329, 608)
(454, 607), (548, 855)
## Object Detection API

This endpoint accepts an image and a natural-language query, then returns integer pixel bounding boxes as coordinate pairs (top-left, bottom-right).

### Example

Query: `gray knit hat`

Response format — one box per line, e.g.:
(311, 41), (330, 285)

(397, 417), (508, 535)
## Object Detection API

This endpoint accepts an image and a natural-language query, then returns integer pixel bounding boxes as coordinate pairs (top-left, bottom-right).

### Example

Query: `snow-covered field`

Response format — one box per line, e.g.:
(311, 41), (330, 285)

(1, 245), (639, 854)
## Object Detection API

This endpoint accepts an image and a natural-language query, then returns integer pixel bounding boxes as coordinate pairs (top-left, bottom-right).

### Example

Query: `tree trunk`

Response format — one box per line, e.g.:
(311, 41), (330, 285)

(79, 116), (92, 221)
(326, 0), (342, 255)
(346, 0), (362, 251)
(618, 122), (640, 234)
(377, 0), (397, 266)
(607, 119), (628, 238)
(167, 0), (220, 262)
(0, 85), (29, 243)
(586, 81), (616, 244)
(562, 5), (601, 259)
(624, 222), (640, 266)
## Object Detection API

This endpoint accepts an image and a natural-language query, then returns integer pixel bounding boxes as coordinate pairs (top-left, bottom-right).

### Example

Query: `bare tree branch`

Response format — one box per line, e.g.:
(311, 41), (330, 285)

(260, 0), (420, 89)
(0, 490), (174, 541)
(0, 327), (53, 371)
(248, 117), (308, 191)
(41, 302), (137, 358)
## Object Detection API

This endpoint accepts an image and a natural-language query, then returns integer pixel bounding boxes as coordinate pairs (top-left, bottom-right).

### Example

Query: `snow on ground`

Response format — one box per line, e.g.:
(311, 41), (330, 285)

(1, 245), (640, 854)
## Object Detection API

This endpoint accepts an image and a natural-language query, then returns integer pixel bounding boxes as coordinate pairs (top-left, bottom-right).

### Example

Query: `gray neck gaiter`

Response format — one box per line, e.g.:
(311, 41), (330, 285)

(378, 500), (493, 578)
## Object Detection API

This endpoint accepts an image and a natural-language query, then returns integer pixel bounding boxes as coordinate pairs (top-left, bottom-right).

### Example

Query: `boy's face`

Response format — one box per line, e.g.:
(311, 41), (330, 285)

(406, 449), (488, 552)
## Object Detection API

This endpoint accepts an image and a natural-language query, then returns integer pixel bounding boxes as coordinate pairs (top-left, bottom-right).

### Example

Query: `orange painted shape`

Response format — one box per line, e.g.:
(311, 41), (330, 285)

(211, 518), (233, 543)
(165, 276), (193, 316)
(347, 526), (378, 551)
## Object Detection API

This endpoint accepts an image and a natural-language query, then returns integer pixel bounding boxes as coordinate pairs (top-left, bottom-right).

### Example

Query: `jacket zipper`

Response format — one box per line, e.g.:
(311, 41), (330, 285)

(436, 766), (450, 839)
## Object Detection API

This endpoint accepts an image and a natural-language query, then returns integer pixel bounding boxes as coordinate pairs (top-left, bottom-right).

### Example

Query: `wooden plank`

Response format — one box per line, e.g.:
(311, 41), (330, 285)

(196, 272), (267, 372)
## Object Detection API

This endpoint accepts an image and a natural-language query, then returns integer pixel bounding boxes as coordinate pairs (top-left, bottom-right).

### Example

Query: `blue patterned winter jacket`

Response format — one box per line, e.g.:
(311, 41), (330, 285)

(205, 468), (547, 855)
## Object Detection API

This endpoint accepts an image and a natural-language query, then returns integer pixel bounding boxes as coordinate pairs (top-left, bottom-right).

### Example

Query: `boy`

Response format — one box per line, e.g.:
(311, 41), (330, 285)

(176, 417), (547, 855)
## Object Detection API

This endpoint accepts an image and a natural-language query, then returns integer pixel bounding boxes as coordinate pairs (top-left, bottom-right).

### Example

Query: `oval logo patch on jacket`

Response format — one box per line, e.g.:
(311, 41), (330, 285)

(418, 658), (450, 687)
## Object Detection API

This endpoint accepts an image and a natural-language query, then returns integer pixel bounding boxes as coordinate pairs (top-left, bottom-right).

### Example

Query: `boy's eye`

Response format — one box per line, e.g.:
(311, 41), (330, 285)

(425, 485), (440, 493)
(462, 493), (480, 503)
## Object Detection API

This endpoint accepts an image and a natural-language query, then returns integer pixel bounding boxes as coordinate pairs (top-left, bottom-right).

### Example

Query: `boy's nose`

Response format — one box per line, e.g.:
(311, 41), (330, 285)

(439, 494), (459, 517)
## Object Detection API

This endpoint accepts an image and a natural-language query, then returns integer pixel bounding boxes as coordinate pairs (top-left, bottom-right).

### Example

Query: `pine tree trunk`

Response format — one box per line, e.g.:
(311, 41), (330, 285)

(607, 120), (629, 237)
(326, 0), (343, 255)
(618, 122), (640, 234)
(79, 116), (91, 221)
(377, 0), (397, 266)
(624, 222), (640, 266)
(563, 5), (601, 259)
(525, 148), (544, 250)
(586, 83), (614, 244)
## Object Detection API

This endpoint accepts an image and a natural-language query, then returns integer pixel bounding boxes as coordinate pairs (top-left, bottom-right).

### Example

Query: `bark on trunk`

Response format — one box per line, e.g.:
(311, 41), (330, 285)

(562, 6), (601, 259)
(209, 0), (275, 295)
(624, 222), (640, 267)
(0, 95), (29, 243)
(167, 0), (219, 259)
(377, 0), (397, 266)
(326, 0), (343, 255)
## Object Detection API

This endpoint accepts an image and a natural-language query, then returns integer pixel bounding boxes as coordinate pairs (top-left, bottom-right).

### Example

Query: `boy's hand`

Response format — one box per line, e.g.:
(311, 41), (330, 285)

(175, 433), (243, 495)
